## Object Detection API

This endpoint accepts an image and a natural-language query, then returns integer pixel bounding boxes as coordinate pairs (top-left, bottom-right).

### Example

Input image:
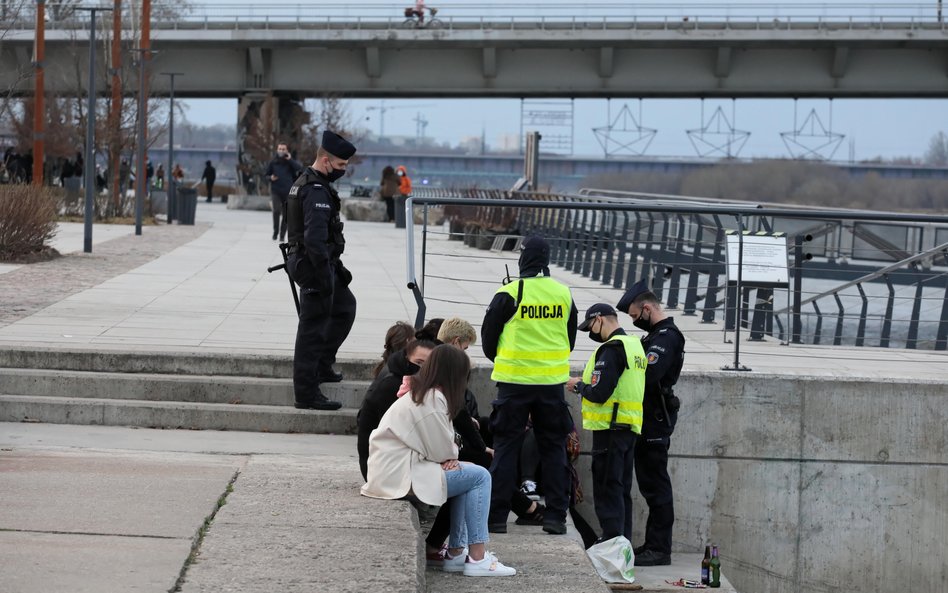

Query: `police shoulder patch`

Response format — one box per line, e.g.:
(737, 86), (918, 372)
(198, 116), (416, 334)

(288, 186), (299, 196)
(590, 370), (601, 386)
(647, 352), (660, 365)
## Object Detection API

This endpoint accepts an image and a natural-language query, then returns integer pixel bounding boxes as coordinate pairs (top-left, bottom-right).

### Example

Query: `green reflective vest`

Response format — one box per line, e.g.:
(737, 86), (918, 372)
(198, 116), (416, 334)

(581, 334), (646, 432)
(491, 276), (573, 385)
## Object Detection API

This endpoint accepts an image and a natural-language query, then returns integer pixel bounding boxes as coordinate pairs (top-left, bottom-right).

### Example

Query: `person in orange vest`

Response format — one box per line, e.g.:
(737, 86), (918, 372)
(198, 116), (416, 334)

(397, 165), (412, 198)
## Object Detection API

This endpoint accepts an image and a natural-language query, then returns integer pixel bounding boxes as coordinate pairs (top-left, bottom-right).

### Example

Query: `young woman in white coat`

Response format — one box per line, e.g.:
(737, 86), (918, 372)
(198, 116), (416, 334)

(361, 344), (516, 577)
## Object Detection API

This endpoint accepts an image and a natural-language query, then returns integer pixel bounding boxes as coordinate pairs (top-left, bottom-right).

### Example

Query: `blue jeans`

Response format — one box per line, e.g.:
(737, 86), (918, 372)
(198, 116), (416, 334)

(445, 462), (491, 549)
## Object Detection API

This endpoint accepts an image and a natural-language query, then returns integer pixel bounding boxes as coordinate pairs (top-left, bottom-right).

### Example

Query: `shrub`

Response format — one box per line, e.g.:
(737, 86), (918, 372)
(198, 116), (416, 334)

(0, 185), (60, 262)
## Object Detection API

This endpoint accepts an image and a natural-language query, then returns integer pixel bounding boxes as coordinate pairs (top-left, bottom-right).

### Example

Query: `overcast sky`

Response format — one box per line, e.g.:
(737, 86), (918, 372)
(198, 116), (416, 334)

(180, 97), (945, 161)
(175, 0), (947, 161)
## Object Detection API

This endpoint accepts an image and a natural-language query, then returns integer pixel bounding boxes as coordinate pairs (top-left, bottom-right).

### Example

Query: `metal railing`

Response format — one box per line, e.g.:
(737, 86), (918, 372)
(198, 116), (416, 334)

(404, 189), (948, 370)
(5, 2), (947, 31)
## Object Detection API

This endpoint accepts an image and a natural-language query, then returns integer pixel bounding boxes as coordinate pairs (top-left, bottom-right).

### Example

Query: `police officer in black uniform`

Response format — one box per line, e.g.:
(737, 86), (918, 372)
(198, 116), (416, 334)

(616, 278), (685, 566)
(285, 131), (358, 410)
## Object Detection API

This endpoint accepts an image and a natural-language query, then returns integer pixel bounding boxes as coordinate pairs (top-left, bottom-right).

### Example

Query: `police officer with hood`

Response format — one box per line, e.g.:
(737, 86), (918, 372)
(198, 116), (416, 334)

(481, 236), (578, 535)
(616, 279), (685, 566)
(285, 131), (357, 410)
(566, 303), (646, 543)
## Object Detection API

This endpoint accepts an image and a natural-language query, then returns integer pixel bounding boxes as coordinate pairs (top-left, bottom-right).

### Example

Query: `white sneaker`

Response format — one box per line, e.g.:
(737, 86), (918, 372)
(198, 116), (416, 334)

(442, 548), (468, 573)
(463, 552), (517, 577)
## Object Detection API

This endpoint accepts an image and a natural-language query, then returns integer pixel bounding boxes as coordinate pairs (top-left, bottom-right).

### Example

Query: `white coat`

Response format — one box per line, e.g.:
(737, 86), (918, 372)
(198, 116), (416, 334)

(360, 388), (458, 506)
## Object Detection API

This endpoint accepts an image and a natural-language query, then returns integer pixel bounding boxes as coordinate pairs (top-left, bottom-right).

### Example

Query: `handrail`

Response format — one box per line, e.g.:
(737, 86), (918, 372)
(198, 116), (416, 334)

(6, 2), (948, 30)
(407, 196), (948, 224)
(775, 241), (948, 314)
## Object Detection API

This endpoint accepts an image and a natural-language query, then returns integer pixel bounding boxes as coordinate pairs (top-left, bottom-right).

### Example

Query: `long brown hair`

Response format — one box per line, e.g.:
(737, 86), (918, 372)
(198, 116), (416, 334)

(374, 321), (416, 377)
(410, 344), (470, 419)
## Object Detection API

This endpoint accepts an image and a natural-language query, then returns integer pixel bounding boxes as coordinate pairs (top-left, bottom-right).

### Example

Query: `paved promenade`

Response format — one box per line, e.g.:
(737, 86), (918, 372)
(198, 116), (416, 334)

(0, 201), (943, 379)
(0, 199), (938, 593)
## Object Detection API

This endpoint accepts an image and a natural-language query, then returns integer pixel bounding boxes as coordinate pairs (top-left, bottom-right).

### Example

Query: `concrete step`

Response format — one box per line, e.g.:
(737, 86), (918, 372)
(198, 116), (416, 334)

(0, 395), (358, 435)
(0, 368), (371, 408)
(0, 345), (379, 380)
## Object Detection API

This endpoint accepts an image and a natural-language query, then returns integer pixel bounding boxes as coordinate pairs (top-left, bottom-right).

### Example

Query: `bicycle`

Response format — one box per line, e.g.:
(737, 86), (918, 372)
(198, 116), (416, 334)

(401, 6), (443, 29)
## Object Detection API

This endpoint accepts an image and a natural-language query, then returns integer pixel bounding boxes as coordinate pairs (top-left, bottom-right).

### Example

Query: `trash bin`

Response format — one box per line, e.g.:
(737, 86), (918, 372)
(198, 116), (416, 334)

(176, 187), (198, 225)
(394, 194), (408, 229)
(63, 177), (82, 214)
(150, 190), (168, 215)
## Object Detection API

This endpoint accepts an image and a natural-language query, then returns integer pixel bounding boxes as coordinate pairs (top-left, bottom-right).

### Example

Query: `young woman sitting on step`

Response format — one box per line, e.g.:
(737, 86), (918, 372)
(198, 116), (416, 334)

(361, 344), (517, 577)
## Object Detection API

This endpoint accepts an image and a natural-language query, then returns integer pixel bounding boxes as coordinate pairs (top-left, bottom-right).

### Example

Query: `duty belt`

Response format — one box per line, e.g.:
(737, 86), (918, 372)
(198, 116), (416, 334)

(286, 243), (302, 255)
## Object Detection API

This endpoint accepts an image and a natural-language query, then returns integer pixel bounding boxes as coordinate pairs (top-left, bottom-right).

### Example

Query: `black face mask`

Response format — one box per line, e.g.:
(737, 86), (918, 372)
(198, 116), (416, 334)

(326, 167), (345, 182)
(589, 331), (607, 344)
(633, 311), (652, 332)
(405, 362), (421, 376)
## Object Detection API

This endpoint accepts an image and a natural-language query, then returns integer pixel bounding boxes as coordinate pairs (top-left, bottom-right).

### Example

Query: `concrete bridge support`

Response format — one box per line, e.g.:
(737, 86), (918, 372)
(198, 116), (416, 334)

(236, 92), (307, 194)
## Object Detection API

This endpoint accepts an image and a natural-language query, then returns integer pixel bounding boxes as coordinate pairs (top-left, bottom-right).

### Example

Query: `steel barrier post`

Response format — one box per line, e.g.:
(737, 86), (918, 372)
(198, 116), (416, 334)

(666, 214), (686, 309)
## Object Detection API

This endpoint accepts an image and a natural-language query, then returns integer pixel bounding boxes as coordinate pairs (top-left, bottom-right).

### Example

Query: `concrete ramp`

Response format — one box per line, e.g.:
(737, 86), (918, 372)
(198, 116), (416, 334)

(179, 456), (424, 593)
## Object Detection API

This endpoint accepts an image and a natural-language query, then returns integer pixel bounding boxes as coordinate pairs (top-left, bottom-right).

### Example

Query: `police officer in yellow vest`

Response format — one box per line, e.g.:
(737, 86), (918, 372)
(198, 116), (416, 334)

(481, 235), (578, 535)
(566, 303), (646, 542)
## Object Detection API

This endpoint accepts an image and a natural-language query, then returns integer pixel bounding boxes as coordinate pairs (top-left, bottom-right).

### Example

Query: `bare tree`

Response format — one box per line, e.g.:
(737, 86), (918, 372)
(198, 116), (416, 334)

(924, 131), (948, 167)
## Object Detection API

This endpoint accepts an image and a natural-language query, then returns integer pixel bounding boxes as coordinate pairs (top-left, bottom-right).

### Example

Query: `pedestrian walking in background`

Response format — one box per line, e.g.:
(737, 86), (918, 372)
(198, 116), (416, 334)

(201, 160), (217, 203)
(379, 165), (399, 222)
(266, 142), (303, 242)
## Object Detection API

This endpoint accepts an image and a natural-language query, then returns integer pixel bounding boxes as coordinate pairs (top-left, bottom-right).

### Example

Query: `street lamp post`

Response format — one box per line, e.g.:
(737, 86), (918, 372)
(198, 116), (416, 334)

(161, 72), (183, 222)
(76, 6), (113, 254)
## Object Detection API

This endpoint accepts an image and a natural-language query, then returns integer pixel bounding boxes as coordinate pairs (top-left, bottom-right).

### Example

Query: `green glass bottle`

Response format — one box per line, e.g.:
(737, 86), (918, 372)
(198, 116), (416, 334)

(709, 545), (721, 588)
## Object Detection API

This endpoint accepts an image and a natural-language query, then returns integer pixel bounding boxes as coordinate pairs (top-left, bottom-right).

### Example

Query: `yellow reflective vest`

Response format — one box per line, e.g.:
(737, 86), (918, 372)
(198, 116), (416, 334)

(491, 276), (573, 384)
(581, 334), (646, 432)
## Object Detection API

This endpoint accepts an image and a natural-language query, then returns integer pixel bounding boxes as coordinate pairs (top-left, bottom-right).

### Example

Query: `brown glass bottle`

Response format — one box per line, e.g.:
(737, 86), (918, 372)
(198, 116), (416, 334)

(701, 545), (711, 585)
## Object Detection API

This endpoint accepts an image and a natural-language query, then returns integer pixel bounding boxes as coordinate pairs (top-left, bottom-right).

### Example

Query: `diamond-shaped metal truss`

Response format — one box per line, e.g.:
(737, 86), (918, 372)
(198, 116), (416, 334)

(593, 103), (657, 157)
(780, 108), (845, 161)
(686, 106), (750, 158)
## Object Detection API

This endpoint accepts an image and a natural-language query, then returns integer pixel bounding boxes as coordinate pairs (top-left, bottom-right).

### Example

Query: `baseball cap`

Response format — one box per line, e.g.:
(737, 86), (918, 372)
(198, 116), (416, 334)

(578, 303), (618, 331)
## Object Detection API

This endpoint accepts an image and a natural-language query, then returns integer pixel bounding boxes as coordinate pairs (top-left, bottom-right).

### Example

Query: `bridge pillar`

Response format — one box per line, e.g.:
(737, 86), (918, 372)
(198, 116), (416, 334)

(236, 92), (308, 194)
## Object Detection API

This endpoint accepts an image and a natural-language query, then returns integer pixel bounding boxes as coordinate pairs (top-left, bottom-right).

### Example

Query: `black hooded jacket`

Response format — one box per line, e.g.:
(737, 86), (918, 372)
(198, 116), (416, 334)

(356, 351), (487, 480)
(357, 350), (417, 481)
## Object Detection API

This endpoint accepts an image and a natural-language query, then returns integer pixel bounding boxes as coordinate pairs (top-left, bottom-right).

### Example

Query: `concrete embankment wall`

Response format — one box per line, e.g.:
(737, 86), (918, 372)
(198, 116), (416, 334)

(468, 369), (948, 593)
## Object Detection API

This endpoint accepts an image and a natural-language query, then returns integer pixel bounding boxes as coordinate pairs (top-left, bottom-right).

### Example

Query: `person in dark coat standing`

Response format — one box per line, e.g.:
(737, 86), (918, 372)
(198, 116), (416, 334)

(379, 165), (399, 222)
(200, 160), (217, 202)
(616, 279), (686, 566)
(266, 142), (303, 241)
(284, 131), (357, 410)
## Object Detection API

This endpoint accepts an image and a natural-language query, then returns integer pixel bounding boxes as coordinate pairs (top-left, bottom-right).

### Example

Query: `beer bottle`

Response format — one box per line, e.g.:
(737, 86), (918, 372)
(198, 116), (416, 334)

(709, 545), (721, 588)
(700, 545), (711, 585)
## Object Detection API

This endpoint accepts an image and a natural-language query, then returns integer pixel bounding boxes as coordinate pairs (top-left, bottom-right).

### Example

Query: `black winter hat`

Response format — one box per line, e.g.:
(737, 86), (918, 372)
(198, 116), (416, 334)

(617, 278), (649, 313)
(321, 130), (357, 160)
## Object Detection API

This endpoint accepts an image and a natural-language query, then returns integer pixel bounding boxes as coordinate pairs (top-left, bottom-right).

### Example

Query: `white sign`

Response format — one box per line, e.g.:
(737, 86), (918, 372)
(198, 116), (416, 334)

(725, 234), (789, 287)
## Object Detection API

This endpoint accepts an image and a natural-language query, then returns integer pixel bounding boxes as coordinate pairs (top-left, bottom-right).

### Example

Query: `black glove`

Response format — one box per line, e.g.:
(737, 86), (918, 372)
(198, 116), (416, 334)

(336, 262), (353, 287)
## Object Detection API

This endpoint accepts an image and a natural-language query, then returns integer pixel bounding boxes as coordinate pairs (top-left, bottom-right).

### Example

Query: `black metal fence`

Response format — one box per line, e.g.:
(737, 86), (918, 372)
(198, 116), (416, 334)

(406, 188), (948, 355)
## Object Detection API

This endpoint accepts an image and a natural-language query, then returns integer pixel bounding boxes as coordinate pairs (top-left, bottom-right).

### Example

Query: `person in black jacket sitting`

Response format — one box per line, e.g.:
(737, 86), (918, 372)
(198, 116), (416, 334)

(422, 318), (546, 567)
(357, 336), (437, 481)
